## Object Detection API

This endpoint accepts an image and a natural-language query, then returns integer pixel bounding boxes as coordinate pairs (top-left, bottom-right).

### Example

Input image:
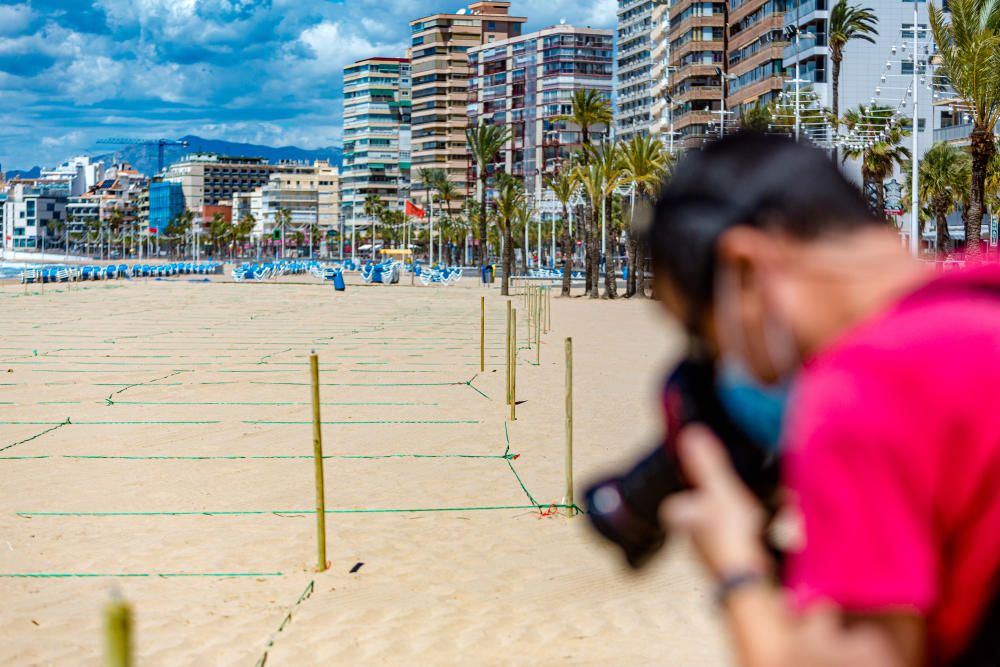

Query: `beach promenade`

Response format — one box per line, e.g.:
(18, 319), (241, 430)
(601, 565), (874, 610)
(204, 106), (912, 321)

(0, 277), (727, 665)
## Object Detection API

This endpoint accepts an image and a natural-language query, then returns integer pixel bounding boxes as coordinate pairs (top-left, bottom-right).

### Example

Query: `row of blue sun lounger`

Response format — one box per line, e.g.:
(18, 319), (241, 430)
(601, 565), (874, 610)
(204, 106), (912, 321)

(418, 266), (463, 285)
(231, 260), (321, 282)
(20, 262), (223, 283)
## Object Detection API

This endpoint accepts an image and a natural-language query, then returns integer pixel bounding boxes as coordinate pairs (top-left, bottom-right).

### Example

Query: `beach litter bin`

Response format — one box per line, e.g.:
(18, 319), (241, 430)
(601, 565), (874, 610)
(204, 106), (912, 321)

(333, 270), (346, 291)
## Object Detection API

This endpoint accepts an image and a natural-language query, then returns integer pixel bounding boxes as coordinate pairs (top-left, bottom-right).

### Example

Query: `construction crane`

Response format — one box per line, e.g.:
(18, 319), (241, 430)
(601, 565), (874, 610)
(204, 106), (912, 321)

(96, 138), (189, 174)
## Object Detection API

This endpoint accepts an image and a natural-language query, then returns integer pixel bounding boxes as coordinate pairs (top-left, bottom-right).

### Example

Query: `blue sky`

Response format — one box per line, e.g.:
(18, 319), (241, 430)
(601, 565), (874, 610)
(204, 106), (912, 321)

(0, 0), (615, 172)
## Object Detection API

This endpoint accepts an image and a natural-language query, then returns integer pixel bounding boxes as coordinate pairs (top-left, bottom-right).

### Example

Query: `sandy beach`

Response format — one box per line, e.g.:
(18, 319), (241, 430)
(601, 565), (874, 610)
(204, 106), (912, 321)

(0, 273), (729, 665)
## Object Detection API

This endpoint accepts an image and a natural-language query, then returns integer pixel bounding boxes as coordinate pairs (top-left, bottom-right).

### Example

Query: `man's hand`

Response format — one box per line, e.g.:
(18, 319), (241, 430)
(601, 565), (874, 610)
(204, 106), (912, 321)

(660, 425), (771, 579)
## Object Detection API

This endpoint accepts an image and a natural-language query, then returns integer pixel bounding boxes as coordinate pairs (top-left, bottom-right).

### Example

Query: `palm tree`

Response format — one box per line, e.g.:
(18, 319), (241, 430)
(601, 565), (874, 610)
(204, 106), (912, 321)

(362, 195), (384, 260)
(829, 0), (879, 161)
(931, 0), (1000, 253)
(208, 213), (229, 258)
(557, 89), (612, 158)
(493, 175), (527, 295)
(738, 100), (773, 133)
(466, 122), (511, 270)
(619, 134), (672, 298)
(433, 178), (460, 263)
(841, 105), (911, 219)
(234, 213), (256, 259)
(106, 207), (124, 259)
(547, 167), (578, 297)
(906, 142), (971, 255)
(579, 142), (625, 298)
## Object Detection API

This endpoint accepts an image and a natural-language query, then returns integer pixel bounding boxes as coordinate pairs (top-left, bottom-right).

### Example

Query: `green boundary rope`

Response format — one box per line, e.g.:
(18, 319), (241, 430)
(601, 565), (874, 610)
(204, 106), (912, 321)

(0, 418), (71, 453)
(16, 505), (578, 517)
(254, 579), (315, 667)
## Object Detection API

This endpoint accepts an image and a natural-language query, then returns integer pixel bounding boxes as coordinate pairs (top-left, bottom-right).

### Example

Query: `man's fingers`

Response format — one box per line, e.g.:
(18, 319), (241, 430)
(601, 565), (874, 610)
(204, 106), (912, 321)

(677, 425), (740, 491)
(661, 492), (702, 530)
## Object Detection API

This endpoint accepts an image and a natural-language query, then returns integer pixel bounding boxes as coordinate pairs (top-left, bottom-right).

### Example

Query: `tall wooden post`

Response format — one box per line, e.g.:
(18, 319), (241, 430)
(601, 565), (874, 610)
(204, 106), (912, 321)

(310, 352), (328, 571)
(104, 598), (132, 667)
(510, 308), (517, 421)
(480, 295), (485, 372)
(564, 337), (574, 516)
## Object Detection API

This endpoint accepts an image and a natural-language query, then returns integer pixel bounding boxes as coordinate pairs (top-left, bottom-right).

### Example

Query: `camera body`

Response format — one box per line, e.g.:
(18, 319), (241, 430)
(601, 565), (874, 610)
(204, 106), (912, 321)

(584, 358), (779, 569)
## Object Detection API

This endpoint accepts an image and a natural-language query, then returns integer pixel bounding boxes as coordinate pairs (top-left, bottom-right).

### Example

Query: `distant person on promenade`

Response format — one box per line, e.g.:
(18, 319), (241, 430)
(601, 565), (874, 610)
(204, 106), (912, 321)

(648, 134), (1000, 666)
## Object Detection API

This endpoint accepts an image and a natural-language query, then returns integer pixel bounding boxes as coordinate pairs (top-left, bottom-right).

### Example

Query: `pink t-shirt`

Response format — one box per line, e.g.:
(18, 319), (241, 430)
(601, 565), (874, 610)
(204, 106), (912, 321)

(783, 265), (1000, 664)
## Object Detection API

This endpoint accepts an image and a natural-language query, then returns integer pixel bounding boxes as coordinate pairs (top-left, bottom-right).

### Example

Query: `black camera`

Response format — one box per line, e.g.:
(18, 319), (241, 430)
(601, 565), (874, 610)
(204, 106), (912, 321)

(583, 358), (779, 569)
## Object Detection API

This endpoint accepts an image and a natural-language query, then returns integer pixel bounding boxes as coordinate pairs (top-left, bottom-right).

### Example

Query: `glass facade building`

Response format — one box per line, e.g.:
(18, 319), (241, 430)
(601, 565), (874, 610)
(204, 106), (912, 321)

(148, 181), (185, 233)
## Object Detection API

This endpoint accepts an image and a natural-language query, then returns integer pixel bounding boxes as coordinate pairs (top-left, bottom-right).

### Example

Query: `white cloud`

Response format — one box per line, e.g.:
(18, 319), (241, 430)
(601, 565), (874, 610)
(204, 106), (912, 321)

(0, 3), (34, 36)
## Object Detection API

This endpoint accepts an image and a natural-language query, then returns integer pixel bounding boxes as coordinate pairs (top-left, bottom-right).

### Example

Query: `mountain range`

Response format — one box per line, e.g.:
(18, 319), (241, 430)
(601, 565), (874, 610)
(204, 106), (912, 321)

(4, 135), (343, 180)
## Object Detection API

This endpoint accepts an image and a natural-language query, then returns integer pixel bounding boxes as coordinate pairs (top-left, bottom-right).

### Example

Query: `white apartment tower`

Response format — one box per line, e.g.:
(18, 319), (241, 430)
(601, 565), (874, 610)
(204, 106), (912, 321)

(616, 0), (656, 141)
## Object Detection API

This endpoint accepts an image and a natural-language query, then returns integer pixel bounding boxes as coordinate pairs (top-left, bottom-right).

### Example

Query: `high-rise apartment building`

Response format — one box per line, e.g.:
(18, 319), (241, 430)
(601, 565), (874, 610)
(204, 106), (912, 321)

(666, 0), (727, 149)
(616, 0), (655, 141)
(468, 25), (614, 198)
(409, 1), (526, 212)
(340, 57), (411, 230)
(650, 2), (672, 144)
(728, 0), (787, 112)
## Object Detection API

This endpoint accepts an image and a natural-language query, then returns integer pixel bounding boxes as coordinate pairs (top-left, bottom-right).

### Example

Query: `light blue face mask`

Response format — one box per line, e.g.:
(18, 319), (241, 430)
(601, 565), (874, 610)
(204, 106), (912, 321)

(715, 358), (790, 453)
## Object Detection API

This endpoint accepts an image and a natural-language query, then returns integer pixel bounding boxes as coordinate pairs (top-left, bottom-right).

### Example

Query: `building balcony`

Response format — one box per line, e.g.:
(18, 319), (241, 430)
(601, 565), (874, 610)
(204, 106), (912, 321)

(673, 109), (716, 126)
(672, 61), (724, 80)
(730, 16), (786, 49)
(670, 40), (724, 64)
(730, 44), (787, 75)
(933, 123), (973, 144)
(729, 74), (787, 106)
(670, 13), (726, 36)
(674, 84), (722, 105)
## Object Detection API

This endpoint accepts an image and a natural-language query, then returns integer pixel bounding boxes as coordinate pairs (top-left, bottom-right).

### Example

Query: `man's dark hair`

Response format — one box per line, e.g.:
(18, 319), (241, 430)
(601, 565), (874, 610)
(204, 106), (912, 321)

(645, 133), (878, 316)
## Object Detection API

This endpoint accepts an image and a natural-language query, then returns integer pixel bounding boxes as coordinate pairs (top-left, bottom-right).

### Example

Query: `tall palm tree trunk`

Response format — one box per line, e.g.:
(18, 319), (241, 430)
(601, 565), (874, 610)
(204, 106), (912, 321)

(635, 237), (650, 298)
(626, 232), (638, 297)
(501, 226), (514, 296)
(582, 205), (592, 296)
(560, 205), (572, 297)
(603, 196), (618, 299)
(588, 208), (600, 299)
(831, 57), (841, 164)
(966, 129), (995, 255)
(479, 175), (488, 269)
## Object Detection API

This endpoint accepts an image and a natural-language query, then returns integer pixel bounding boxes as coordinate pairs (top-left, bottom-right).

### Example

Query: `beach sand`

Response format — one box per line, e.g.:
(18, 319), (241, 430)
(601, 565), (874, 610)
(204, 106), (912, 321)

(0, 275), (730, 665)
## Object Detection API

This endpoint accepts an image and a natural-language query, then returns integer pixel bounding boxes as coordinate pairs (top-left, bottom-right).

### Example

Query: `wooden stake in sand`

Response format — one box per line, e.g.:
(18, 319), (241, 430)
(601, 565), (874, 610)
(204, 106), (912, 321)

(564, 337), (575, 517)
(535, 290), (541, 366)
(104, 597), (132, 667)
(505, 300), (512, 405)
(480, 296), (485, 373)
(511, 308), (518, 420)
(310, 352), (329, 572)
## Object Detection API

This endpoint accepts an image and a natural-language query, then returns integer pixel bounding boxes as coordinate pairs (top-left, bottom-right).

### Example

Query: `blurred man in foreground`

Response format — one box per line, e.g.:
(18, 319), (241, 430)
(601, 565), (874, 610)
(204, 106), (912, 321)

(647, 134), (1000, 666)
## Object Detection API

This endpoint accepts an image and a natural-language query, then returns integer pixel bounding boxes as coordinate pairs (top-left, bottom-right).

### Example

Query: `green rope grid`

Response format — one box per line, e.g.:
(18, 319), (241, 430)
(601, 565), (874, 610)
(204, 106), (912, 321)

(503, 424), (540, 508)
(15, 506), (580, 517)
(0, 572), (285, 578)
(103, 369), (188, 405)
(0, 453), (519, 461)
(0, 418), (71, 453)
(255, 579), (315, 667)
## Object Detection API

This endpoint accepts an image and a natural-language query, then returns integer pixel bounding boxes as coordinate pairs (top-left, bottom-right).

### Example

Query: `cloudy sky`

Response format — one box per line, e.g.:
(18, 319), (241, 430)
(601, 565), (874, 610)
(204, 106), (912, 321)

(0, 0), (615, 172)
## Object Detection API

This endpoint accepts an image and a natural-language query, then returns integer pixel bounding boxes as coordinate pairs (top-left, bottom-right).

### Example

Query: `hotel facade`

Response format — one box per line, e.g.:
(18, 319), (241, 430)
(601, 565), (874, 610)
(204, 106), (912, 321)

(468, 24), (614, 199)
(409, 1), (526, 212)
